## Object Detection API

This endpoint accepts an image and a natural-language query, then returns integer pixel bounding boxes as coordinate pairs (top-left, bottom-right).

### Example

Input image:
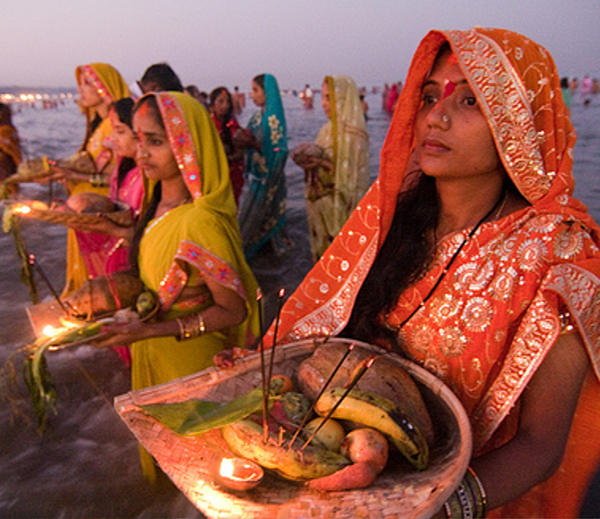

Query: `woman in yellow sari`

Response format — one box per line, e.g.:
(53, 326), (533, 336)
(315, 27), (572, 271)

(292, 76), (369, 260)
(262, 29), (599, 517)
(55, 63), (130, 294)
(95, 92), (260, 480)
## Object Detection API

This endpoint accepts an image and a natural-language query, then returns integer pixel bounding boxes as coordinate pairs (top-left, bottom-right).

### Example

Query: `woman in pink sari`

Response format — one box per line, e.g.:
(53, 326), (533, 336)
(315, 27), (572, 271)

(74, 98), (144, 365)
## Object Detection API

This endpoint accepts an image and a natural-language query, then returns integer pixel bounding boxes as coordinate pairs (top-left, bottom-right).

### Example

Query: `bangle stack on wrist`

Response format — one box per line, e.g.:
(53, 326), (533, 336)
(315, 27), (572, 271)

(443, 466), (487, 518)
(176, 313), (207, 341)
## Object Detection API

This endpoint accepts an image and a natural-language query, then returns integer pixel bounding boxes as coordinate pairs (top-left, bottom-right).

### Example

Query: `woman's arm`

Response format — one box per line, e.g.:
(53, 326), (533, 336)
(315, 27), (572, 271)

(471, 330), (590, 510)
(93, 272), (247, 347)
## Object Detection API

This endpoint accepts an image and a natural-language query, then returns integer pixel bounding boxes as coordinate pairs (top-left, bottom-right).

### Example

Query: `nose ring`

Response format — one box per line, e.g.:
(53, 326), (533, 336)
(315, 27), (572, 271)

(441, 114), (449, 123)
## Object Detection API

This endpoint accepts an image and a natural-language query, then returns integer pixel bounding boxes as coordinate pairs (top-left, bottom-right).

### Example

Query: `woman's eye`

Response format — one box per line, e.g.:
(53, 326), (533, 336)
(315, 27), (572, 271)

(462, 96), (478, 107)
(421, 93), (438, 105)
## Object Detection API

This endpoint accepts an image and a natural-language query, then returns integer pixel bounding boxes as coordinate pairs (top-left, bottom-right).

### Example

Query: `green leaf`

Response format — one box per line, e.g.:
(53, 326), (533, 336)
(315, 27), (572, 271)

(140, 386), (270, 436)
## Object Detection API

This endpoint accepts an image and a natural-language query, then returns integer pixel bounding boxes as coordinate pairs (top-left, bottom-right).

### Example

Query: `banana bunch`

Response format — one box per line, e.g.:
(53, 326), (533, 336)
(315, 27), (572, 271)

(222, 419), (350, 481)
(314, 387), (429, 470)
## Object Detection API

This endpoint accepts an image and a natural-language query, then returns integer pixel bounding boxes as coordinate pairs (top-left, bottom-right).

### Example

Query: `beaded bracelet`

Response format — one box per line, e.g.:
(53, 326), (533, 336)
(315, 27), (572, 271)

(443, 466), (487, 518)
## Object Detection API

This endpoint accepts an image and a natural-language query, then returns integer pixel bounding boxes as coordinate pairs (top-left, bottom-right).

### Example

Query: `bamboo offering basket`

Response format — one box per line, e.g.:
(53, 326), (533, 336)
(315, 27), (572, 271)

(115, 339), (472, 519)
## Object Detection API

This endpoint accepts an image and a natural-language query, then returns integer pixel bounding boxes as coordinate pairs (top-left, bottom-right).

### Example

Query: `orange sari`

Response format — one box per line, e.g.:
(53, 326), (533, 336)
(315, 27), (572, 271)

(266, 29), (600, 518)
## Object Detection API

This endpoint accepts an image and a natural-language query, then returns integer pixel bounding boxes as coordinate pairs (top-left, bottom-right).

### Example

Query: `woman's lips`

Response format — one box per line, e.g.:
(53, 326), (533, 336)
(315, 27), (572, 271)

(421, 137), (451, 153)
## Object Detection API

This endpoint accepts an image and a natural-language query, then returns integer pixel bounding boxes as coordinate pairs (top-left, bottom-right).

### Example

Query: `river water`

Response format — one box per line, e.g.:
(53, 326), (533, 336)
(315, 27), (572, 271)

(0, 92), (598, 518)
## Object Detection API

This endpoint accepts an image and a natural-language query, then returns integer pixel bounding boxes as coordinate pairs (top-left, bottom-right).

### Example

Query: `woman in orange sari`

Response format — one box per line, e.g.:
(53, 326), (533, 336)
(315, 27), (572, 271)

(261, 29), (599, 517)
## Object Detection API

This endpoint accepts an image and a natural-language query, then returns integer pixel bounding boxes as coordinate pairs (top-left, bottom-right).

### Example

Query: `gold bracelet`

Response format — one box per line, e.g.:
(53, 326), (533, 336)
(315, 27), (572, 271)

(197, 313), (206, 335)
(176, 318), (187, 341)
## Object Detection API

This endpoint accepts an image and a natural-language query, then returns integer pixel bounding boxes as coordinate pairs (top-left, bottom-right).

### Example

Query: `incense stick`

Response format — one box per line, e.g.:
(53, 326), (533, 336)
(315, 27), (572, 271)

(287, 342), (355, 449)
(300, 356), (377, 451)
(28, 253), (69, 314)
(256, 289), (269, 443)
(266, 288), (285, 394)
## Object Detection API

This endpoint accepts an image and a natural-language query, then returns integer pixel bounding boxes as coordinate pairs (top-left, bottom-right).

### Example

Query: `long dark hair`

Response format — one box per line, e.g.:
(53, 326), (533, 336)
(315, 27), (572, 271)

(343, 174), (439, 347)
(128, 95), (164, 273)
(253, 74), (265, 90)
(209, 86), (234, 153)
(110, 97), (136, 188)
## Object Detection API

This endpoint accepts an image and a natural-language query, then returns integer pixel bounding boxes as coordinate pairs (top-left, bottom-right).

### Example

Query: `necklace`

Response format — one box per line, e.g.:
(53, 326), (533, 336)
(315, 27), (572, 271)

(387, 188), (507, 332)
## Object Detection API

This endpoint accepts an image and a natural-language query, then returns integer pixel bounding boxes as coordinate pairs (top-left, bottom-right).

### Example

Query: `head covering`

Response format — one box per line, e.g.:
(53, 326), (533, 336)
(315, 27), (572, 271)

(320, 75), (369, 228)
(75, 63), (130, 121)
(268, 27), (599, 366)
(260, 74), (287, 170)
(142, 91), (259, 341)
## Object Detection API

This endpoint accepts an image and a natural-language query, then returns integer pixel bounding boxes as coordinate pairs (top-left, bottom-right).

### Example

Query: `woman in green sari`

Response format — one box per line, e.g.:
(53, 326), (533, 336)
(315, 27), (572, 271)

(237, 73), (289, 259)
(292, 76), (369, 260)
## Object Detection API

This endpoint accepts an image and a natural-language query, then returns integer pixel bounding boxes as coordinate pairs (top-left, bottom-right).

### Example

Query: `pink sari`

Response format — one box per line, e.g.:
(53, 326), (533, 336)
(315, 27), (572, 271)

(76, 161), (144, 364)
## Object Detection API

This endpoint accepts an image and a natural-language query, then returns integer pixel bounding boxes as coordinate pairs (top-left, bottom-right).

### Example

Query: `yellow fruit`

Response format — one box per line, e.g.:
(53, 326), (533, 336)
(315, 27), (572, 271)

(304, 417), (346, 452)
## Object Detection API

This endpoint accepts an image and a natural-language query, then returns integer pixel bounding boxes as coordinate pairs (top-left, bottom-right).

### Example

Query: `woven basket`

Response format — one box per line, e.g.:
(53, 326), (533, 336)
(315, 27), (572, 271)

(15, 201), (133, 228)
(115, 339), (472, 519)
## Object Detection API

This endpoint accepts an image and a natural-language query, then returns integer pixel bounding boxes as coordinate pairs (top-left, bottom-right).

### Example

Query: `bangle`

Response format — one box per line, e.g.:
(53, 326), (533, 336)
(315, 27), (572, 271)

(176, 313), (207, 341)
(466, 467), (487, 518)
(443, 466), (487, 518)
(197, 313), (206, 335)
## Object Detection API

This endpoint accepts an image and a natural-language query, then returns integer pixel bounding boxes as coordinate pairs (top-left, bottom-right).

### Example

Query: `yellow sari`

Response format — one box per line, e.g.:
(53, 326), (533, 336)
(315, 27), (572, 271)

(63, 63), (130, 295)
(307, 76), (369, 260)
(130, 92), (260, 480)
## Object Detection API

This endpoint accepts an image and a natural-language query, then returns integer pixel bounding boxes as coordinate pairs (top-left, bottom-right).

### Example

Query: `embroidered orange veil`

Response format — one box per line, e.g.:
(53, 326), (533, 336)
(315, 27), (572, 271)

(267, 28), (600, 517)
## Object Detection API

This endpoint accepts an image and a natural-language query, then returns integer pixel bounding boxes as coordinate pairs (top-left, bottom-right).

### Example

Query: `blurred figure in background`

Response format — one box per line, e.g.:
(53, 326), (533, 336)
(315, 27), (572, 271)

(209, 86), (245, 204)
(138, 62), (184, 94)
(0, 102), (22, 193)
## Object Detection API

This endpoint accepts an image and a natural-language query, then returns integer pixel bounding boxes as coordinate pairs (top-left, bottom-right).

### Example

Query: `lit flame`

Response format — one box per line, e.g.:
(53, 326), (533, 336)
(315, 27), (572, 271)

(12, 204), (32, 215)
(42, 324), (64, 338)
(219, 458), (236, 479)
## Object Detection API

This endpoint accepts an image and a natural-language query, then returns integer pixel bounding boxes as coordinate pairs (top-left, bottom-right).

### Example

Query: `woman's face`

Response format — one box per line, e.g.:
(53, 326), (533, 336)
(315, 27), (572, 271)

(321, 80), (332, 119)
(108, 109), (136, 159)
(250, 81), (266, 107)
(414, 49), (503, 182)
(212, 90), (231, 119)
(78, 74), (103, 109)
(133, 102), (180, 182)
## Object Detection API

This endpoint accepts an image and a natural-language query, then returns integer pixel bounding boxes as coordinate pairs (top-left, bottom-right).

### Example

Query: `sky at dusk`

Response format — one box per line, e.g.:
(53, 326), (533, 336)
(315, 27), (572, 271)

(2, 0), (599, 91)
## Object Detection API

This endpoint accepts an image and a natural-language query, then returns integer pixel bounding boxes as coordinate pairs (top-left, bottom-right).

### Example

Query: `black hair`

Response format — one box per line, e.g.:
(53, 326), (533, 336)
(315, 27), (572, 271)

(128, 95), (165, 272)
(110, 97), (135, 128)
(209, 87), (235, 153)
(560, 77), (569, 89)
(253, 74), (265, 90)
(140, 62), (184, 92)
(109, 97), (136, 188)
(343, 174), (439, 348)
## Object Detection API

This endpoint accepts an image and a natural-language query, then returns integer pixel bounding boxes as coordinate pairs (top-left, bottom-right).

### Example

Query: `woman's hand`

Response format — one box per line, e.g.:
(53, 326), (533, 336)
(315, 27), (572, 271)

(92, 319), (152, 348)
(213, 346), (255, 369)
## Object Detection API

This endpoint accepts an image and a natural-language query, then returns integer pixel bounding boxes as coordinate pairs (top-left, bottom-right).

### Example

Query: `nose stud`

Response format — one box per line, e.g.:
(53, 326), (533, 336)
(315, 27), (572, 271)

(441, 114), (449, 123)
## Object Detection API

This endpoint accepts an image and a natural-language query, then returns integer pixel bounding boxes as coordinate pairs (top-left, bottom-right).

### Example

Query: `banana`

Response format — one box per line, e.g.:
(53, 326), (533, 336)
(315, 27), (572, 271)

(314, 387), (429, 470)
(221, 419), (350, 481)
